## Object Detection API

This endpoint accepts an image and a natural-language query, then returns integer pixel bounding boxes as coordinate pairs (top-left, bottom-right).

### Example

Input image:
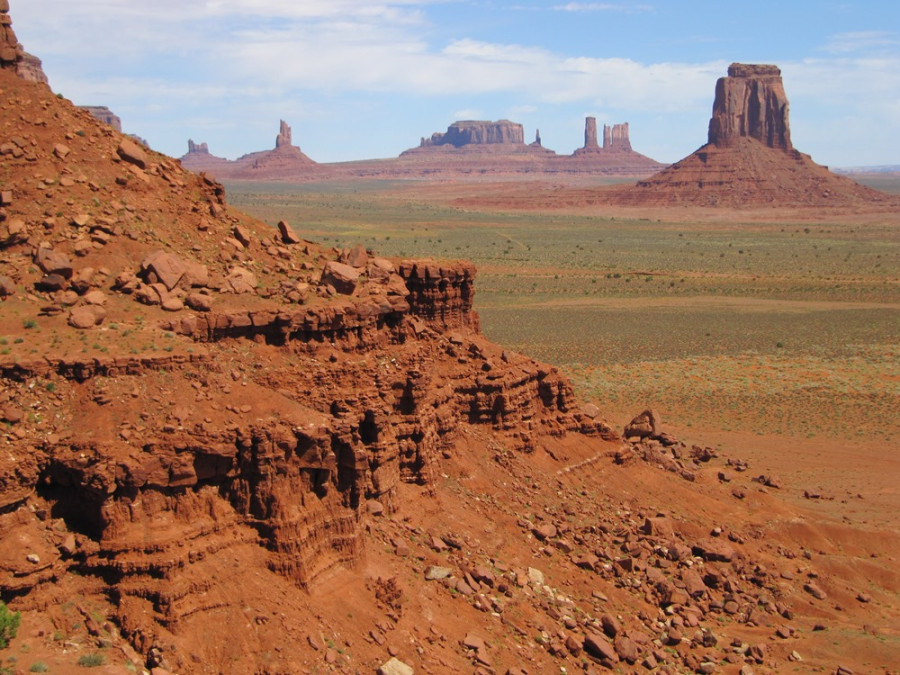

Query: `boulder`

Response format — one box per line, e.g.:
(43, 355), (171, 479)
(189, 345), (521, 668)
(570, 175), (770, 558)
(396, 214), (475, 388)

(378, 658), (413, 675)
(277, 219), (301, 244)
(68, 305), (106, 329)
(624, 409), (661, 439)
(0, 274), (15, 296)
(142, 251), (186, 291)
(117, 138), (148, 169)
(320, 261), (360, 295)
(226, 266), (257, 294)
(339, 244), (368, 268)
(34, 248), (73, 278)
(583, 632), (619, 663)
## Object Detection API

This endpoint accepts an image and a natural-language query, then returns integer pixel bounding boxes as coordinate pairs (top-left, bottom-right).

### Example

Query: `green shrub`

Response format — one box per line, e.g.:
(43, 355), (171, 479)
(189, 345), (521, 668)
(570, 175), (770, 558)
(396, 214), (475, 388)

(77, 652), (106, 668)
(0, 601), (21, 649)
(30, 662), (49, 673)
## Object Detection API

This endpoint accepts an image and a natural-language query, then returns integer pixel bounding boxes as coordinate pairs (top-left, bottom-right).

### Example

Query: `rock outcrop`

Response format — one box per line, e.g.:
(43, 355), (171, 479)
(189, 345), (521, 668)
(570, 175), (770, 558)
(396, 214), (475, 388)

(17, 51), (47, 83)
(420, 120), (525, 148)
(584, 116), (600, 150)
(0, 0), (23, 69)
(611, 63), (894, 207)
(603, 122), (632, 151)
(180, 120), (319, 179)
(81, 105), (122, 132)
(275, 119), (292, 148)
(708, 63), (790, 150)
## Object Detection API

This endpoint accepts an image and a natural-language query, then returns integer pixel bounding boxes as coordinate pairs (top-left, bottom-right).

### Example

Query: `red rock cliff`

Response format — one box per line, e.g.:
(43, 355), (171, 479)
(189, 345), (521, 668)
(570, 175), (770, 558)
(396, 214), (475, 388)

(708, 63), (792, 150)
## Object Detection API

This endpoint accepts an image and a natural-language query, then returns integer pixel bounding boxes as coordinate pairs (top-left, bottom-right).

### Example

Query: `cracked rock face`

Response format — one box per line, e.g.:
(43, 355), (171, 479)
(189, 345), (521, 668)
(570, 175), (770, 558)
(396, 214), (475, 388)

(707, 63), (792, 151)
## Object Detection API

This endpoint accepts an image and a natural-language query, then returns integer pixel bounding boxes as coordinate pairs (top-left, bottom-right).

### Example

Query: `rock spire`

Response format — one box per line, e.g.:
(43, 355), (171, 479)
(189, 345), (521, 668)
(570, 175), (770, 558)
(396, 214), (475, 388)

(275, 120), (293, 149)
(584, 117), (600, 150)
(603, 123), (632, 151)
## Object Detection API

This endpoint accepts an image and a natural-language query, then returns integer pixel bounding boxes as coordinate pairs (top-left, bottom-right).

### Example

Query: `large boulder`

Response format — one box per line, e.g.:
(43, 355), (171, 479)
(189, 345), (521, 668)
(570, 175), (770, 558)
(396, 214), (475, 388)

(34, 248), (73, 279)
(624, 409), (661, 439)
(141, 251), (186, 291)
(320, 261), (360, 295)
(117, 138), (148, 169)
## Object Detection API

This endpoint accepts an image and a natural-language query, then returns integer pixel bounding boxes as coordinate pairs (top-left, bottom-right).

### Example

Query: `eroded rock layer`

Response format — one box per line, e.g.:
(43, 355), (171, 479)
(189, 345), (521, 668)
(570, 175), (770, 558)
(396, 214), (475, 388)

(0, 65), (613, 669)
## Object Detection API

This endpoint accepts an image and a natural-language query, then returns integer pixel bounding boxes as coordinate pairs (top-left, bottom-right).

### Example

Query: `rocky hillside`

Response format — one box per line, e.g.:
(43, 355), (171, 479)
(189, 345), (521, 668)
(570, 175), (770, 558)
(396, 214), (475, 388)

(1, 23), (898, 675)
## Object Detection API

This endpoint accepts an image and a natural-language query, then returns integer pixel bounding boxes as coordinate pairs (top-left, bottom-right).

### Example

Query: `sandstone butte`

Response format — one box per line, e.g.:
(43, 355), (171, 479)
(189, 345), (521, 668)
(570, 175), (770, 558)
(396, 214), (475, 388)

(609, 63), (893, 207)
(1, 6), (899, 674)
(181, 117), (666, 180)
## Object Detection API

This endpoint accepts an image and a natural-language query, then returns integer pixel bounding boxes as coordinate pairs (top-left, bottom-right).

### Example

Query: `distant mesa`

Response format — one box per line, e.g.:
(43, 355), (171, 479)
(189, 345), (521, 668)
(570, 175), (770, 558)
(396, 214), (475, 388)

(420, 120), (526, 148)
(81, 106), (122, 132)
(575, 118), (632, 154)
(402, 119), (554, 158)
(181, 119), (319, 179)
(182, 115), (665, 182)
(613, 63), (893, 207)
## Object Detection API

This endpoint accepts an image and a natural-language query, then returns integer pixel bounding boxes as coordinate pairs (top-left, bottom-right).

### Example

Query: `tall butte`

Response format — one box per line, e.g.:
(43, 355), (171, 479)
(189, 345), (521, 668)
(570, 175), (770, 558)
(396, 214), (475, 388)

(614, 63), (893, 207)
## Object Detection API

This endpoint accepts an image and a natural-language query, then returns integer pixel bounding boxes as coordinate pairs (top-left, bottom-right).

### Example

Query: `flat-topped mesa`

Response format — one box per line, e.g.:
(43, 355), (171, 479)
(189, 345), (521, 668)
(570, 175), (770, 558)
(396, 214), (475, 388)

(275, 119), (293, 149)
(603, 123), (632, 151)
(81, 106), (122, 132)
(187, 139), (210, 154)
(0, 0), (24, 70)
(422, 120), (525, 148)
(708, 62), (792, 150)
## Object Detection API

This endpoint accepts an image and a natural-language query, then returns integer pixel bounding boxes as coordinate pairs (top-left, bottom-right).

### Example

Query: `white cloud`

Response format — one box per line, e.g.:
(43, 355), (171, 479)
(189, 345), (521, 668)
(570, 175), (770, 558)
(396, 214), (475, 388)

(553, 2), (653, 12)
(822, 30), (900, 54)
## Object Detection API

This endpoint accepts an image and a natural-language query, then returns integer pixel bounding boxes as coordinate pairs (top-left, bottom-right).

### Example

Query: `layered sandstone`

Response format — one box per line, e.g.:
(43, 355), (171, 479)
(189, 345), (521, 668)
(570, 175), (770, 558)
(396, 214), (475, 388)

(419, 120), (525, 148)
(0, 65), (614, 670)
(82, 105), (122, 132)
(0, 0), (23, 69)
(708, 63), (790, 150)
(17, 52), (47, 84)
(603, 122), (632, 151)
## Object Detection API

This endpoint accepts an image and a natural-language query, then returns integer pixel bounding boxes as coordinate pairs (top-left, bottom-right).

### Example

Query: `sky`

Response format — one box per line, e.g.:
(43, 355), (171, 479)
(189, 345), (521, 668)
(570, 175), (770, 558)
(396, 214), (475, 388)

(10, 1), (900, 167)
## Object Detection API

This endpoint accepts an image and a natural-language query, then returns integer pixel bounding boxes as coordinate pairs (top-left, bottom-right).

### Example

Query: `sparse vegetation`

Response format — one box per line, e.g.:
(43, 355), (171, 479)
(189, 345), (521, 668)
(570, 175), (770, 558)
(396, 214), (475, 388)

(227, 180), (899, 441)
(0, 601), (20, 649)
(76, 652), (106, 668)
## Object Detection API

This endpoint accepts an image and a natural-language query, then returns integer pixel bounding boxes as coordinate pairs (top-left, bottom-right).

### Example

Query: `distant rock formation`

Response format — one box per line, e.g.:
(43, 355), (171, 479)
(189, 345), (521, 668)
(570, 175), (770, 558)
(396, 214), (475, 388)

(275, 119), (292, 149)
(180, 120), (319, 179)
(611, 63), (892, 207)
(584, 117), (600, 150)
(188, 139), (210, 154)
(420, 120), (525, 148)
(575, 119), (635, 154)
(17, 52), (47, 84)
(81, 106), (122, 132)
(0, 0), (23, 70)
(708, 63), (791, 150)
(603, 123), (632, 151)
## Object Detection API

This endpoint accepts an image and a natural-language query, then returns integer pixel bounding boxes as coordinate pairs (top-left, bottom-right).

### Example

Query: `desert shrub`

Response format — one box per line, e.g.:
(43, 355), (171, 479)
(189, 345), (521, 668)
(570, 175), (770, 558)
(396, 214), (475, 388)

(30, 662), (49, 673)
(77, 652), (106, 668)
(0, 601), (21, 649)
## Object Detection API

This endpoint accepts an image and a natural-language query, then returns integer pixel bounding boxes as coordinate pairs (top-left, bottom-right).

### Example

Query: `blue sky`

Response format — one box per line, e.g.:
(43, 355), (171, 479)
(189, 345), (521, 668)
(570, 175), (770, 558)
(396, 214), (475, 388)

(11, 1), (900, 167)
